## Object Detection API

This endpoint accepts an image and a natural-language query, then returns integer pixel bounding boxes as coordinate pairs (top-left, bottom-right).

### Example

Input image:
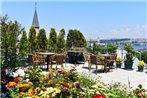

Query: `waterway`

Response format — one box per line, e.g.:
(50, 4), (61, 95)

(119, 44), (147, 50)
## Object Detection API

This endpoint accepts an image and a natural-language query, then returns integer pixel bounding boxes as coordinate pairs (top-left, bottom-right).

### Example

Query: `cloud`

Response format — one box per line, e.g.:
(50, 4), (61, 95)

(108, 25), (147, 38)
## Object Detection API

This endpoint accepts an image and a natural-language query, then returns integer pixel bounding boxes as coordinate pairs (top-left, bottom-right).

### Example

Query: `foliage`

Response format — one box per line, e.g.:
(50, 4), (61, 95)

(141, 51), (147, 64)
(138, 60), (145, 67)
(124, 43), (134, 53)
(107, 43), (118, 53)
(36, 28), (47, 51)
(133, 84), (145, 98)
(124, 44), (136, 62)
(125, 53), (134, 62)
(100, 82), (133, 98)
(0, 15), (23, 70)
(87, 43), (117, 55)
(66, 29), (87, 49)
(48, 28), (57, 52)
(28, 26), (37, 53)
(91, 43), (101, 55)
(4, 66), (137, 98)
(19, 30), (28, 57)
(57, 28), (66, 52)
(25, 67), (43, 87)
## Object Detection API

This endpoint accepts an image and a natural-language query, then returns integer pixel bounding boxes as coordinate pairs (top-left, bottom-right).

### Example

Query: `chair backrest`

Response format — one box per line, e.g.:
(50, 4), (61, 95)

(110, 54), (117, 61)
(97, 56), (105, 65)
(84, 54), (89, 62)
(55, 54), (66, 64)
(90, 55), (97, 64)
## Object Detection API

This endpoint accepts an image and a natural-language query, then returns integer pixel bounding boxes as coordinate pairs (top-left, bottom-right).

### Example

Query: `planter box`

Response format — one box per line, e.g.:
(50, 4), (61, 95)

(116, 62), (122, 68)
(138, 66), (144, 72)
(124, 61), (133, 70)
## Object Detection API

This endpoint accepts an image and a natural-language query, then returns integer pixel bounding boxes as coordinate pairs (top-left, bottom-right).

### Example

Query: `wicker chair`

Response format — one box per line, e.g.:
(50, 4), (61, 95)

(89, 55), (107, 73)
(28, 53), (45, 67)
(53, 54), (66, 69)
(89, 55), (99, 73)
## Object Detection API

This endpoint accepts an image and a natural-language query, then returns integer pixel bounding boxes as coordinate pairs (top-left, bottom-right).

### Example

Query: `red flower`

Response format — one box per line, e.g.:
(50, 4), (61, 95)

(92, 94), (105, 98)
(14, 76), (19, 83)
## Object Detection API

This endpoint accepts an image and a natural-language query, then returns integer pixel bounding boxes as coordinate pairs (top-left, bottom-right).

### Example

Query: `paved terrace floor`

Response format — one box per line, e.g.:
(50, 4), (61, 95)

(63, 62), (147, 89)
(40, 49), (146, 89)
(62, 49), (147, 89)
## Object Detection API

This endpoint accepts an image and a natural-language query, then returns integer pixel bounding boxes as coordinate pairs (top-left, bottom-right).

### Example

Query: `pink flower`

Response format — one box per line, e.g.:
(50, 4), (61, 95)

(74, 82), (80, 88)
(138, 92), (144, 97)
(58, 69), (64, 75)
(92, 94), (105, 98)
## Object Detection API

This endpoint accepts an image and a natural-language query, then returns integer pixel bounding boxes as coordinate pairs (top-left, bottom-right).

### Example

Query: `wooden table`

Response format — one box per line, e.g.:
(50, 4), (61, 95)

(99, 53), (112, 72)
(36, 52), (56, 70)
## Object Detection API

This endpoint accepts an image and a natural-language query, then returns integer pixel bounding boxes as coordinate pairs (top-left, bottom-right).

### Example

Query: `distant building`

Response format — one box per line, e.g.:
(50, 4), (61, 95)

(87, 38), (100, 48)
(99, 38), (131, 44)
(87, 38), (132, 48)
(32, 2), (39, 35)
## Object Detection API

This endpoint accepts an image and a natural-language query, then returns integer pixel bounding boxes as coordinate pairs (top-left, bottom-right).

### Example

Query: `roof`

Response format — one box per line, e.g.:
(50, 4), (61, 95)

(32, 8), (39, 28)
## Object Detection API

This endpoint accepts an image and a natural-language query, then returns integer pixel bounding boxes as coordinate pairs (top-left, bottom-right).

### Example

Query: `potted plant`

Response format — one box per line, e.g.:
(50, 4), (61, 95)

(137, 60), (145, 72)
(116, 57), (123, 68)
(124, 53), (134, 69)
(124, 44), (136, 70)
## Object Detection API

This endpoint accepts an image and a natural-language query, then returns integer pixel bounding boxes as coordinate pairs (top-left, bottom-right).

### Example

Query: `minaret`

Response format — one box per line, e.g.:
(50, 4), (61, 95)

(32, 2), (39, 34)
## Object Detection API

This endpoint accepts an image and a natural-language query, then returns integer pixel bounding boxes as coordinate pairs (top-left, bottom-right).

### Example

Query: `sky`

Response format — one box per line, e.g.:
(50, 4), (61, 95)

(1, 0), (147, 40)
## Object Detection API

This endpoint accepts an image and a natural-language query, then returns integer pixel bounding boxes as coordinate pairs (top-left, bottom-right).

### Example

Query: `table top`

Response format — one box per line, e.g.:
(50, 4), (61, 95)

(36, 52), (56, 55)
(99, 53), (111, 57)
(68, 50), (83, 53)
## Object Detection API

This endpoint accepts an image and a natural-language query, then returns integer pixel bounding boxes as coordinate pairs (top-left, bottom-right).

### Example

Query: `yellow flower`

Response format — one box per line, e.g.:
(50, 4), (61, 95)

(47, 80), (52, 85)
(138, 60), (145, 67)
(72, 87), (76, 90)
(23, 83), (30, 87)
(49, 69), (58, 76)
(58, 81), (64, 85)
(28, 88), (34, 96)
(7, 82), (16, 88)
(28, 82), (33, 85)
(20, 92), (25, 95)
(54, 88), (61, 94)
(18, 83), (23, 88)
(116, 57), (123, 62)
(55, 83), (61, 87)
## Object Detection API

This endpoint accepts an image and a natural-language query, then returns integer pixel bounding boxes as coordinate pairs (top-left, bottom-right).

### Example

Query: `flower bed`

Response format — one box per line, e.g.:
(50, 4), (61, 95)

(1, 66), (146, 98)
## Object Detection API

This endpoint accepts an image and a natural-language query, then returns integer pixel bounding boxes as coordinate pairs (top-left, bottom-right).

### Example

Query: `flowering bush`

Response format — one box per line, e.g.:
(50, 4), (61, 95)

(116, 57), (123, 63)
(3, 66), (138, 98)
(133, 84), (145, 98)
(138, 60), (145, 67)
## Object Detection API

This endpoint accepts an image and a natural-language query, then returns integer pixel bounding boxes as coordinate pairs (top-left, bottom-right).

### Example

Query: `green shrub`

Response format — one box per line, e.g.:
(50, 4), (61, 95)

(141, 51), (147, 64)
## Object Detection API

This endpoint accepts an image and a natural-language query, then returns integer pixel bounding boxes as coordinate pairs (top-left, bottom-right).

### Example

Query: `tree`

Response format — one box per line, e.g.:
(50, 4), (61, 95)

(28, 26), (37, 53)
(48, 28), (57, 52)
(1, 15), (23, 70)
(107, 43), (118, 53)
(66, 29), (87, 49)
(57, 28), (66, 52)
(19, 30), (28, 57)
(36, 28), (47, 51)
